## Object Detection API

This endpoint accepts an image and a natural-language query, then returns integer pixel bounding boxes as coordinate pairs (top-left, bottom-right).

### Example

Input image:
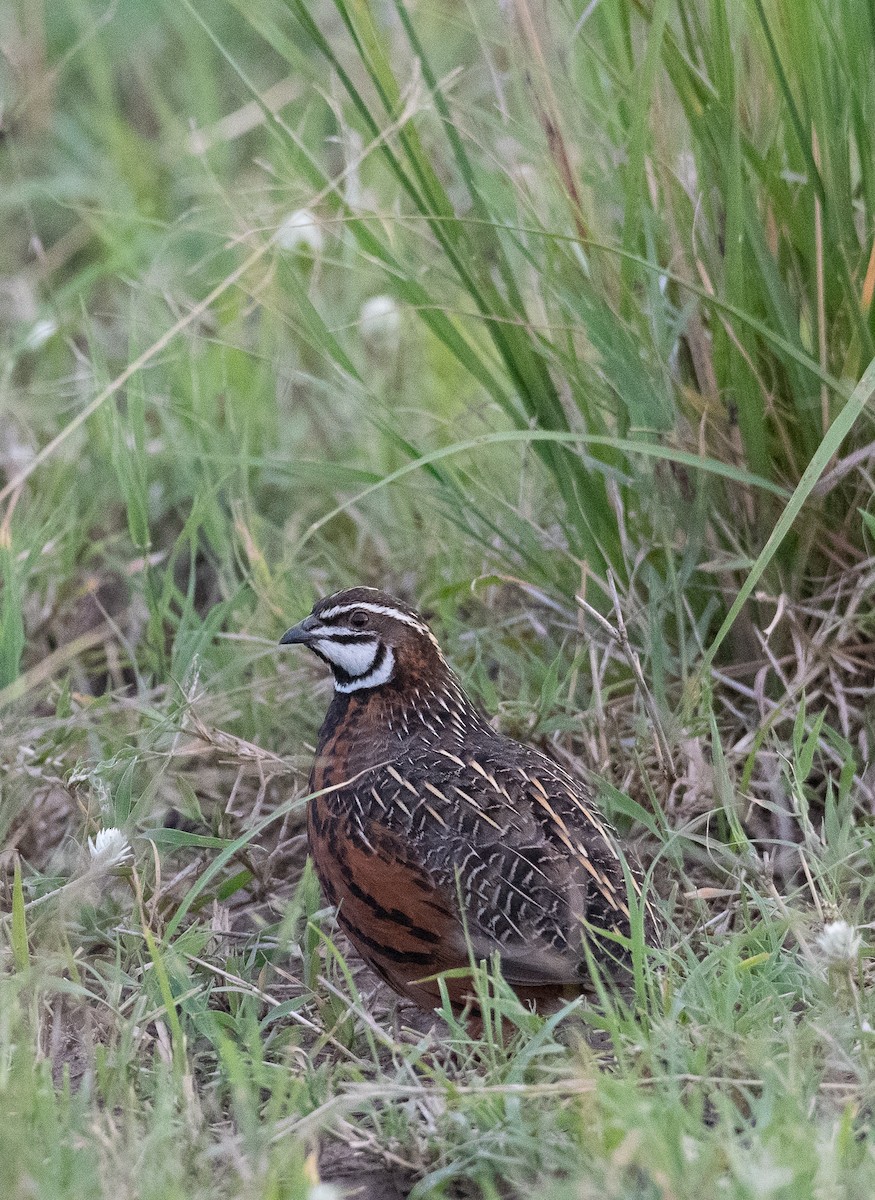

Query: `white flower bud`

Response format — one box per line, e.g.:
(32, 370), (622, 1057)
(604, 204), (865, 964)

(276, 209), (324, 255)
(359, 294), (401, 356)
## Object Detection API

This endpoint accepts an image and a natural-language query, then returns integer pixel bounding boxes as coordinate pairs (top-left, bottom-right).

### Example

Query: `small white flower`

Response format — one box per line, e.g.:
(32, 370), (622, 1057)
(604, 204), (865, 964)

(816, 920), (861, 968)
(681, 1135), (702, 1163)
(276, 209), (324, 255)
(733, 1151), (793, 1194)
(87, 828), (133, 869)
(359, 294), (401, 355)
(4, 439), (36, 470)
(24, 318), (58, 350)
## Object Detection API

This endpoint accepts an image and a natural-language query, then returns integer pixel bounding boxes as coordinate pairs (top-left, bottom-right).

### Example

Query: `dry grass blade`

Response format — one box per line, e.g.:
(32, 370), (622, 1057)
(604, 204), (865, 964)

(575, 577), (675, 788)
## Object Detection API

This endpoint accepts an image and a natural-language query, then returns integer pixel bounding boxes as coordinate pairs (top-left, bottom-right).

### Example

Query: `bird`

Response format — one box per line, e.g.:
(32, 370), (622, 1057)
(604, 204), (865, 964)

(279, 586), (659, 1014)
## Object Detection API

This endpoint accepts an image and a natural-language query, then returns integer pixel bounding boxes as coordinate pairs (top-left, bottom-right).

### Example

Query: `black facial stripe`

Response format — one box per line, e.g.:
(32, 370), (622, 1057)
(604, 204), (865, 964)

(317, 631), (375, 645)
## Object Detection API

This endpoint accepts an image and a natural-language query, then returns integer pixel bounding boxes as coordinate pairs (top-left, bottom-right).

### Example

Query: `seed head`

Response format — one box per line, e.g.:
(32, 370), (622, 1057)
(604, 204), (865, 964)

(816, 920), (861, 968)
(87, 828), (133, 870)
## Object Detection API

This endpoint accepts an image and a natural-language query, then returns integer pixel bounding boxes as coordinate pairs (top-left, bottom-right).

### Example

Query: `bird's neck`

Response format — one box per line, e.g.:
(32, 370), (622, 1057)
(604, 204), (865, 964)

(314, 664), (491, 779)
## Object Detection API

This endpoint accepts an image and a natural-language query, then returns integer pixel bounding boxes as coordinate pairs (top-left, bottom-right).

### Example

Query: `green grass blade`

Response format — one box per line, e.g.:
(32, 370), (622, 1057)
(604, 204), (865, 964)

(701, 353), (875, 671)
(11, 857), (29, 973)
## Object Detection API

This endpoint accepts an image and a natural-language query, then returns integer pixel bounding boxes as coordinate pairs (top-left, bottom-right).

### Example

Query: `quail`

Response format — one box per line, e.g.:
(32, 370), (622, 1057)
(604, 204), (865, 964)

(280, 587), (658, 1012)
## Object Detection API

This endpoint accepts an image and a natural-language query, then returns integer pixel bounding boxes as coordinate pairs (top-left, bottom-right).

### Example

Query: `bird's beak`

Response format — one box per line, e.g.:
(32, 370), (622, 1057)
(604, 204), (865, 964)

(279, 615), (318, 646)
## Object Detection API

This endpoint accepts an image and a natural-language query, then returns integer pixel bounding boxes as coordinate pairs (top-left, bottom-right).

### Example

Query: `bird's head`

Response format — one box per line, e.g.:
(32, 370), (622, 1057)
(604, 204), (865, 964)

(279, 587), (448, 694)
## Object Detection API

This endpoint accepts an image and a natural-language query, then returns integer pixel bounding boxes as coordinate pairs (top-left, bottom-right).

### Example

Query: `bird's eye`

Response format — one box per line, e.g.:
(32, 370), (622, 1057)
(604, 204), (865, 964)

(348, 610), (369, 629)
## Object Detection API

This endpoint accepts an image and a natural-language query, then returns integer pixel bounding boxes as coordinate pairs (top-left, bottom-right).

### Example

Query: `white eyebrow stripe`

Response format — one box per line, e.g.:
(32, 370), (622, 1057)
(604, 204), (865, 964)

(317, 601), (425, 628)
(317, 601), (432, 635)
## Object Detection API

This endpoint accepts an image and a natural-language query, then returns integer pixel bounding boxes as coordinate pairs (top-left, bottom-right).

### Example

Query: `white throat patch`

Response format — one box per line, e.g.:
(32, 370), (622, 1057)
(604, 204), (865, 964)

(334, 646), (395, 693)
(313, 638), (379, 677)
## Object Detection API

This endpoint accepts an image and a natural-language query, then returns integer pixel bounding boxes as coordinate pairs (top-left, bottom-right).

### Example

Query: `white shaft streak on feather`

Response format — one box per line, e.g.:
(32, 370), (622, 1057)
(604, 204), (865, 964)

(437, 748), (466, 768)
(385, 763), (419, 797)
(453, 786), (502, 829)
(422, 780), (450, 804)
(423, 803), (448, 828)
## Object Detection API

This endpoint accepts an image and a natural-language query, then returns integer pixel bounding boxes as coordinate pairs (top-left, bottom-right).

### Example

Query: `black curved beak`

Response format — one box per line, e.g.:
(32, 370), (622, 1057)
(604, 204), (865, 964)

(279, 615), (318, 646)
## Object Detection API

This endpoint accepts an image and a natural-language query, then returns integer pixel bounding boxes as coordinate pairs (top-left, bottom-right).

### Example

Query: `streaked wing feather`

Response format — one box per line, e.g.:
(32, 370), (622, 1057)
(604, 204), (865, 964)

(340, 742), (642, 988)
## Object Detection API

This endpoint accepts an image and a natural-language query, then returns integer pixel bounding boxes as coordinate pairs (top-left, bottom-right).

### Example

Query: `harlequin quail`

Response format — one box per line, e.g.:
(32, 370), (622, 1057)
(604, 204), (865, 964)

(280, 587), (658, 1012)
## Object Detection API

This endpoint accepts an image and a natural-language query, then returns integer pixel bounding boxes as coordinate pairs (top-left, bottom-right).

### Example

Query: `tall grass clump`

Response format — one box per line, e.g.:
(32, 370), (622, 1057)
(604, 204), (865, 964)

(180, 0), (875, 833)
(226, 0), (875, 610)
